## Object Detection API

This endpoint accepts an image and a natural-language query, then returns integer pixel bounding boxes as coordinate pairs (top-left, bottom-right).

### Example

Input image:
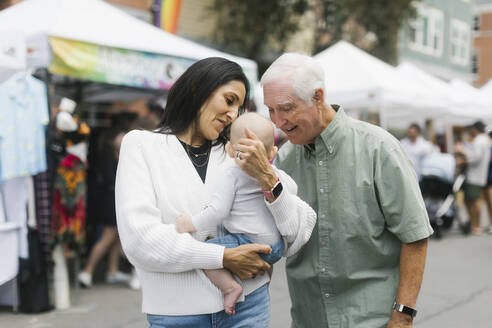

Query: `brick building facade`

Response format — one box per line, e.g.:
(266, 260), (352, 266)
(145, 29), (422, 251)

(473, 0), (492, 86)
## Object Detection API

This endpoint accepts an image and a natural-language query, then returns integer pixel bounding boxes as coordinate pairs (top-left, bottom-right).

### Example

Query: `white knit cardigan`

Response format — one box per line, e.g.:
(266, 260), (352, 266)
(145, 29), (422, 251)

(115, 130), (316, 315)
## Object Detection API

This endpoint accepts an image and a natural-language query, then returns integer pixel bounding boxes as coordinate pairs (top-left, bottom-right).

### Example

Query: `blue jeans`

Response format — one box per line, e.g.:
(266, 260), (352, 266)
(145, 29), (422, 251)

(146, 283), (270, 328)
(207, 233), (284, 265)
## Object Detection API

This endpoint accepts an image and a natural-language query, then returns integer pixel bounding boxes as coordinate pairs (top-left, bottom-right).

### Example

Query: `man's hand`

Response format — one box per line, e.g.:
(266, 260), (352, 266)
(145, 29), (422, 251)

(386, 311), (413, 328)
(223, 243), (272, 280)
(176, 213), (197, 233)
(233, 128), (278, 191)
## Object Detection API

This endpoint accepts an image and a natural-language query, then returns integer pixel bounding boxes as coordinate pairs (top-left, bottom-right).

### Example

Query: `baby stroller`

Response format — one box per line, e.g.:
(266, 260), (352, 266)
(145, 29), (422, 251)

(419, 152), (470, 239)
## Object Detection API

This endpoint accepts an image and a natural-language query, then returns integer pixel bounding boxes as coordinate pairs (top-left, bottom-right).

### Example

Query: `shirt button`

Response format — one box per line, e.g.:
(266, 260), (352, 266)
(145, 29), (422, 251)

(324, 293), (330, 298)
(319, 188), (324, 193)
(320, 214), (326, 219)
(318, 160), (323, 166)
(321, 268), (326, 272)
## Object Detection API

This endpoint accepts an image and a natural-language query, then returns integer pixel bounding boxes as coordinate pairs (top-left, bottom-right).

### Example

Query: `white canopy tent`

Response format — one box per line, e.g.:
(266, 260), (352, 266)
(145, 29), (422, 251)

(449, 79), (492, 123)
(482, 79), (492, 94)
(0, 30), (26, 83)
(0, 0), (257, 93)
(396, 62), (491, 152)
(481, 79), (492, 106)
(314, 41), (447, 129)
(397, 62), (486, 124)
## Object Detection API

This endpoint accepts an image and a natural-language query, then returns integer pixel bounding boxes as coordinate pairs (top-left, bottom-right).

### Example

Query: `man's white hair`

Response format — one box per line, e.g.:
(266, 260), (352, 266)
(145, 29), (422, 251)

(260, 53), (326, 105)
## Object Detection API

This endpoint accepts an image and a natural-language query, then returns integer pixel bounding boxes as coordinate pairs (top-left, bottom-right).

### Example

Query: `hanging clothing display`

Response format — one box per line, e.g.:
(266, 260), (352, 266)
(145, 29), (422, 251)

(51, 152), (87, 257)
(0, 71), (49, 181)
(17, 227), (52, 313)
(33, 171), (52, 264)
(0, 222), (19, 286)
(0, 177), (28, 307)
(0, 176), (29, 259)
(0, 179), (5, 223)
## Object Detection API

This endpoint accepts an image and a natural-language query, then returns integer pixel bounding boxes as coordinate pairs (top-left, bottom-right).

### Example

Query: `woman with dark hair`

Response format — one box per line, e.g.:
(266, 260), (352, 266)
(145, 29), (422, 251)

(115, 57), (316, 327)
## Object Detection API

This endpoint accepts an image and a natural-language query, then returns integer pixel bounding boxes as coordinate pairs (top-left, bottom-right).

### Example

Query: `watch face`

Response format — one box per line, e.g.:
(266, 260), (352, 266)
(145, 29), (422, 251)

(272, 181), (283, 198)
(393, 302), (417, 318)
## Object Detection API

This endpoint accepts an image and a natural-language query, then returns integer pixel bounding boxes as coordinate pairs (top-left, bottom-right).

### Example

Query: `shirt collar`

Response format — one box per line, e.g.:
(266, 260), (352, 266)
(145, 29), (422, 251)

(6, 72), (35, 106)
(303, 105), (348, 156)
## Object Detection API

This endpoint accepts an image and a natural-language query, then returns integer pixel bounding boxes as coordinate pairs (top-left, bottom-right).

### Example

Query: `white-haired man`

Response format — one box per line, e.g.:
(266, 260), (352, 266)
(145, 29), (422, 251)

(238, 53), (433, 328)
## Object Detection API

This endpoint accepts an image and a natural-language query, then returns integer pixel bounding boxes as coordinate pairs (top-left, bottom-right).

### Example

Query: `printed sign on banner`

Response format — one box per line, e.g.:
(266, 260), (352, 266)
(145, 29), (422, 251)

(49, 37), (195, 90)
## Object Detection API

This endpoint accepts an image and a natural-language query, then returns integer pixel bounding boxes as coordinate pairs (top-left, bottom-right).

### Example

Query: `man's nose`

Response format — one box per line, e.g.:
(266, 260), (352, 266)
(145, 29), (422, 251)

(270, 111), (285, 129)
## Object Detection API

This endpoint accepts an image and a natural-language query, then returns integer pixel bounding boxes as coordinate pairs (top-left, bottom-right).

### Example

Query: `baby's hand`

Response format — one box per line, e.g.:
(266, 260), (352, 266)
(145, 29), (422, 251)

(176, 213), (197, 233)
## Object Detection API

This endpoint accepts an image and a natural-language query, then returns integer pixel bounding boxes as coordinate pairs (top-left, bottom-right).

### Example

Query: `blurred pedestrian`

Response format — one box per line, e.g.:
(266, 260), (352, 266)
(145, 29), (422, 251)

(457, 121), (491, 235)
(78, 128), (132, 288)
(483, 126), (492, 234)
(261, 53), (433, 328)
(400, 123), (434, 178)
(130, 96), (165, 131)
(115, 57), (316, 328)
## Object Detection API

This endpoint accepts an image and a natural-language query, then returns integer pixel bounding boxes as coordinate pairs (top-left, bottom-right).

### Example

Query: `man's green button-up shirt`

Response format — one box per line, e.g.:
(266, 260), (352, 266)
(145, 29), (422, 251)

(275, 107), (433, 328)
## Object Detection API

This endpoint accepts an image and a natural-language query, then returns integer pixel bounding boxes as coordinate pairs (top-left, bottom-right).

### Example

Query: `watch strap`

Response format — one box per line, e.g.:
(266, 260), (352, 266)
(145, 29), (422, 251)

(392, 302), (417, 318)
(263, 178), (282, 199)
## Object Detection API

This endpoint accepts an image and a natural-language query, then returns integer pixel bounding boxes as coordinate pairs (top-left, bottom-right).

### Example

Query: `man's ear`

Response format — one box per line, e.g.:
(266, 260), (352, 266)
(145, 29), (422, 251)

(312, 88), (324, 106)
(225, 142), (234, 158)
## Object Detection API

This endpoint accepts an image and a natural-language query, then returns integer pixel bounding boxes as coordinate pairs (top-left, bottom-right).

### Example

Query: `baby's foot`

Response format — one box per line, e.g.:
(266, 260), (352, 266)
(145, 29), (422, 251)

(223, 282), (243, 315)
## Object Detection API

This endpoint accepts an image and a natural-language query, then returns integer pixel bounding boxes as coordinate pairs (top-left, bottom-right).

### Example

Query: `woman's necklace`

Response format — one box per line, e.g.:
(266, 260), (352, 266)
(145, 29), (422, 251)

(184, 141), (211, 168)
(186, 147), (209, 158)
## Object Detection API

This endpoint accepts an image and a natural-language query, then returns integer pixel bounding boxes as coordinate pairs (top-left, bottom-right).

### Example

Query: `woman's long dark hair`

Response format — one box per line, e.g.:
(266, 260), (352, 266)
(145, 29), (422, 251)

(157, 57), (250, 147)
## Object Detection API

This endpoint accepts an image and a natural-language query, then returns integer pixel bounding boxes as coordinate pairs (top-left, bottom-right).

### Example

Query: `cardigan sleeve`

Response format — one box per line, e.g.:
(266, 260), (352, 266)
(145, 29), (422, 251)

(265, 167), (317, 257)
(115, 131), (225, 273)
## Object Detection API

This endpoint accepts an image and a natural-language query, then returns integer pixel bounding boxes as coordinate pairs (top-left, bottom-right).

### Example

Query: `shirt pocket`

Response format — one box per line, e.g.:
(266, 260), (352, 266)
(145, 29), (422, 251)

(340, 185), (384, 239)
(363, 278), (397, 316)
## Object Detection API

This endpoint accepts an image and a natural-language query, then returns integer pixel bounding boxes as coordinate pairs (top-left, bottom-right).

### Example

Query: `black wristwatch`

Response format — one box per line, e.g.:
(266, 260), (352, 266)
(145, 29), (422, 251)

(392, 302), (417, 318)
(262, 178), (283, 199)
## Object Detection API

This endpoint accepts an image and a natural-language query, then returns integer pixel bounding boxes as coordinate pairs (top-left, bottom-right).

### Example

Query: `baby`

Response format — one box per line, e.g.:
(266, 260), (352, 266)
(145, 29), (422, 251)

(176, 112), (296, 315)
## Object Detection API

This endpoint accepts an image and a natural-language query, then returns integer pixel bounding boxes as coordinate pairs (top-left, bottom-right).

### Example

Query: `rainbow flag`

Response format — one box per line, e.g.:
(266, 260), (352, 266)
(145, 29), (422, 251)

(154, 0), (183, 34)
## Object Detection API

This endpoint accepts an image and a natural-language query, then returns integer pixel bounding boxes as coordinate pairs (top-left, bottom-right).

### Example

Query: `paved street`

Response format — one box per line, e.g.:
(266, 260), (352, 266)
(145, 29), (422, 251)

(3, 217), (492, 328)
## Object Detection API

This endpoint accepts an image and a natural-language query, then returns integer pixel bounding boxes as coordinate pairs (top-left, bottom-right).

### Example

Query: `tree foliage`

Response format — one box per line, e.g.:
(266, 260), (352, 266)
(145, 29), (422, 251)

(314, 0), (417, 64)
(212, 0), (417, 67)
(211, 0), (309, 72)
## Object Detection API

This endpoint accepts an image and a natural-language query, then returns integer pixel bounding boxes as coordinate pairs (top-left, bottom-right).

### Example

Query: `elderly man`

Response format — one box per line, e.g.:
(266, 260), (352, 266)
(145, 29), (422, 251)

(240, 53), (433, 328)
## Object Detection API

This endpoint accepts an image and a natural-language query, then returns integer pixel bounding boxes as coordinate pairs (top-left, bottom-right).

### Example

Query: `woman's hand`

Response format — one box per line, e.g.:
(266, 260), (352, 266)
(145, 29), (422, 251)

(223, 244), (272, 280)
(233, 128), (278, 191)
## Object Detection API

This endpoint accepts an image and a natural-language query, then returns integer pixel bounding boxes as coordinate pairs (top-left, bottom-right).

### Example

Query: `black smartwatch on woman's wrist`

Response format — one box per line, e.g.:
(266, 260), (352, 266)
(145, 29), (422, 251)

(262, 178), (283, 199)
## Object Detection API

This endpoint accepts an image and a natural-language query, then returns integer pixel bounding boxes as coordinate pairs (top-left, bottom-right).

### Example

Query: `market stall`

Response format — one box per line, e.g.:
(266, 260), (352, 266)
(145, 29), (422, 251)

(0, 0), (258, 94)
(0, 0), (258, 313)
(314, 41), (450, 129)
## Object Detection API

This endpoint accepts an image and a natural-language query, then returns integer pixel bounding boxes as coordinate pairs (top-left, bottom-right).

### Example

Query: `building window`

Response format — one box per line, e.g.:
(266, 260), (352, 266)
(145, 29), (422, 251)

(408, 4), (444, 57)
(472, 52), (478, 74)
(450, 19), (470, 66)
(473, 15), (480, 31)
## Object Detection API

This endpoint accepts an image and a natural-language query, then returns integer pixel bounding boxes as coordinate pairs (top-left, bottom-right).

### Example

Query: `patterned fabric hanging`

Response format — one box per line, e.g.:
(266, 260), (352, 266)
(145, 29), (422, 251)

(51, 153), (86, 258)
(33, 171), (52, 265)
